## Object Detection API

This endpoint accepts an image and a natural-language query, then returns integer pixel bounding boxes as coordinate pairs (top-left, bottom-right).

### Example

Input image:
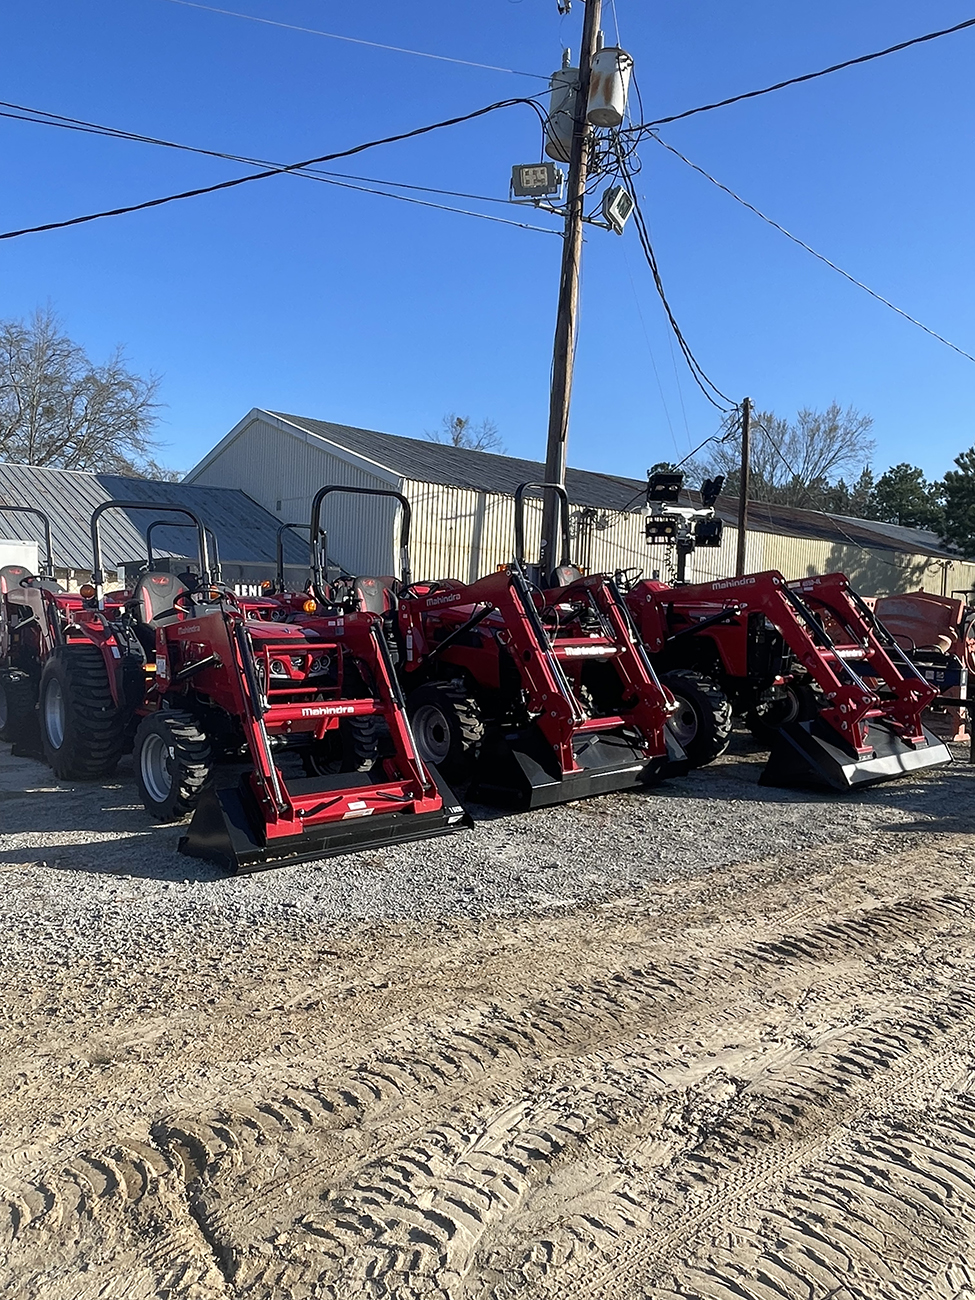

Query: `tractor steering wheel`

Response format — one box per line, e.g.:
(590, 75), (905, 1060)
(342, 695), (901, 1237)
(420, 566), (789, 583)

(613, 567), (643, 591)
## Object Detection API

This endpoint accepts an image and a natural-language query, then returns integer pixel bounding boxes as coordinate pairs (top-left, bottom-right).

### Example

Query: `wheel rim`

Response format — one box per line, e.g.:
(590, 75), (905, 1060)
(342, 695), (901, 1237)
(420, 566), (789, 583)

(0, 683), (7, 732)
(140, 731), (174, 803)
(412, 703), (453, 765)
(44, 678), (66, 750)
(668, 696), (699, 747)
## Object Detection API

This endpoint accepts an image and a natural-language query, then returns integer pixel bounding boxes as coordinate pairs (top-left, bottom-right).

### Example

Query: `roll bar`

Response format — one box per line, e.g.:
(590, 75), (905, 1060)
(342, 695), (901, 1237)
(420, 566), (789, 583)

(90, 501), (211, 608)
(275, 522), (311, 592)
(0, 504), (55, 577)
(513, 482), (571, 576)
(145, 520), (221, 579)
(308, 486), (412, 607)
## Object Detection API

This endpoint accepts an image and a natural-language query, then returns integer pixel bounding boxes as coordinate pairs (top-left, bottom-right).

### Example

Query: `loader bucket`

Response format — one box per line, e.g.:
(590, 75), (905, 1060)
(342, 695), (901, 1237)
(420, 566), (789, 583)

(179, 769), (471, 874)
(468, 724), (675, 810)
(760, 717), (951, 792)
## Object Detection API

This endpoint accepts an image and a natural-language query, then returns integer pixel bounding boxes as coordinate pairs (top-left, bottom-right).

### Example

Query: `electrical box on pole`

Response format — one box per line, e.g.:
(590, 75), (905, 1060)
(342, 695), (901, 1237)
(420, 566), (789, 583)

(586, 46), (633, 127)
(545, 62), (580, 162)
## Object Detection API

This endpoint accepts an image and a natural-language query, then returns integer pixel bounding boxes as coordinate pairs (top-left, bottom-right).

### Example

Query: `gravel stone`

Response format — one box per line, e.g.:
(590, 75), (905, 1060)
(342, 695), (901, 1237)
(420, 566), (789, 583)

(0, 732), (970, 972)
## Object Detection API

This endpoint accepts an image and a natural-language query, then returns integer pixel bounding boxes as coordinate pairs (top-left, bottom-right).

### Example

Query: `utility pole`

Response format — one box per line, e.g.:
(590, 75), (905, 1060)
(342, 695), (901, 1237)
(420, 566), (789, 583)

(735, 396), (751, 577)
(540, 0), (603, 576)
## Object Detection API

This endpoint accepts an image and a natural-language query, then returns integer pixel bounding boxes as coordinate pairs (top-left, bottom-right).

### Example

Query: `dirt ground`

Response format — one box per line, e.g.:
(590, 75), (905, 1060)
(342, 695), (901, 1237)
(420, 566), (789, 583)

(3, 748), (975, 1298)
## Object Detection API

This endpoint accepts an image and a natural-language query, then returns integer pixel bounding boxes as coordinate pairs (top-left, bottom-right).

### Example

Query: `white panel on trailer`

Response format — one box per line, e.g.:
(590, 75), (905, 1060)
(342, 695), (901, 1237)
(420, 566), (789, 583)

(0, 539), (38, 572)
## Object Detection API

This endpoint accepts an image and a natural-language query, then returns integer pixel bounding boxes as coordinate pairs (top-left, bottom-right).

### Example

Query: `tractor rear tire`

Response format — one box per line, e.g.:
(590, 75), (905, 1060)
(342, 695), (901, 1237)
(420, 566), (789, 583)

(747, 680), (819, 746)
(0, 669), (35, 744)
(134, 710), (212, 821)
(661, 669), (733, 768)
(406, 680), (483, 781)
(39, 644), (125, 780)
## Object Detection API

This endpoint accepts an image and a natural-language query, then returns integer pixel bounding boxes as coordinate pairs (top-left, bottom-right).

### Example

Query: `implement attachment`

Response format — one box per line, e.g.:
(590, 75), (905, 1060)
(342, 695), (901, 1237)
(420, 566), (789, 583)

(181, 766), (468, 874)
(763, 717), (951, 791)
(469, 725), (674, 810)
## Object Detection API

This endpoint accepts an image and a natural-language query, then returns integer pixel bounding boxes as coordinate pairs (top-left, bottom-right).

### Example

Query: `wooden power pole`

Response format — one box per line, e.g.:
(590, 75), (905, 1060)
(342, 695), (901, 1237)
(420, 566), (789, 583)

(540, 0), (603, 576)
(735, 396), (751, 577)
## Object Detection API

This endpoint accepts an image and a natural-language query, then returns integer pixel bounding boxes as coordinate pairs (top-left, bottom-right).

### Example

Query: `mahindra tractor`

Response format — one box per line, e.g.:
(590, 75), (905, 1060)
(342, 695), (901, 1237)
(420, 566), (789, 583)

(38, 499), (468, 871)
(620, 472), (951, 790)
(306, 483), (686, 810)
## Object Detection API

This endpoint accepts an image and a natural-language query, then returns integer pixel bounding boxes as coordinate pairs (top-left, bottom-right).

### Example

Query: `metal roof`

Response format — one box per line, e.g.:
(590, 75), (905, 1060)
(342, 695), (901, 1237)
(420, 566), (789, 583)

(270, 411), (648, 512)
(267, 412), (957, 561)
(0, 462), (306, 570)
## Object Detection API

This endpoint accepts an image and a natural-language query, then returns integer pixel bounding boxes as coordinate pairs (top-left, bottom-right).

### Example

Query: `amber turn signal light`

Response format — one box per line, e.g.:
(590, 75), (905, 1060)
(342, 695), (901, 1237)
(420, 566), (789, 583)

(79, 583), (96, 599)
(302, 599), (317, 614)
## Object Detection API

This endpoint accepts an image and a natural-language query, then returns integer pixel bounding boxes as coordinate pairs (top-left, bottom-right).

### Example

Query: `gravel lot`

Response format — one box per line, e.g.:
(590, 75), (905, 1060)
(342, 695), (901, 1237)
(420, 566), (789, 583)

(4, 731), (975, 1299)
(0, 730), (968, 966)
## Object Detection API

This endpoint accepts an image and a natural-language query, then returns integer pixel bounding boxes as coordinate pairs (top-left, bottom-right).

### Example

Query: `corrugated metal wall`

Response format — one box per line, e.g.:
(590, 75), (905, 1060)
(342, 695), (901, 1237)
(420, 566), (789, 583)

(190, 423), (975, 598)
(191, 417), (399, 578)
(401, 479), (975, 595)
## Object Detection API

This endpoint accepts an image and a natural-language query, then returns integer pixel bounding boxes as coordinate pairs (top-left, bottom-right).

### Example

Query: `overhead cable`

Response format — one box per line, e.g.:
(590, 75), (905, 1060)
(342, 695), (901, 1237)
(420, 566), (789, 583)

(0, 97), (547, 242)
(0, 100), (557, 234)
(640, 14), (975, 128)
(616, 151), (735, 412)
(154, 0), (550, 80)
(0, 99), (525, 206)
(651, 133), (975, 366)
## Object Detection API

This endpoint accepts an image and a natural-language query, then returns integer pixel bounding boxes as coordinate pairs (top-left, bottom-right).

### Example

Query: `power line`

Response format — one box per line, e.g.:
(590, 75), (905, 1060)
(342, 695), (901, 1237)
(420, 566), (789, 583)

(650, 133), (975, 367)
(616, 150), (735, 412)
(0, 97), (547, 242)
(155, 0), (550, 80)
(0, 99), (524, 207)
(0, 99), (557, 234)
(638, 14), (975, 128)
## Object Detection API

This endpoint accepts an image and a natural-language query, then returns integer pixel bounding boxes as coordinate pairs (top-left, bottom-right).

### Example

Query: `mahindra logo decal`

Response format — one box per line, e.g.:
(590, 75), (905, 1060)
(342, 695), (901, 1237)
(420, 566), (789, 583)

(300, 704), (357, 717)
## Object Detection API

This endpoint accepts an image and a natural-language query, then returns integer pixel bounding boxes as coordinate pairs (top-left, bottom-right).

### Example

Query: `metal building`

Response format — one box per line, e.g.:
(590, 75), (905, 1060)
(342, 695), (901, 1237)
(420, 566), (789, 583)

(0, 461), (307, 592)
(186, 408), (975, 597)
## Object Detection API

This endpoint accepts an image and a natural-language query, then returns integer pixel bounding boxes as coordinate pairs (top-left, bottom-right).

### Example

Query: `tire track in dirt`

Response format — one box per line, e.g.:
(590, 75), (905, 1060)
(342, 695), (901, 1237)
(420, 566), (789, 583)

(3, 846), (975, 1298)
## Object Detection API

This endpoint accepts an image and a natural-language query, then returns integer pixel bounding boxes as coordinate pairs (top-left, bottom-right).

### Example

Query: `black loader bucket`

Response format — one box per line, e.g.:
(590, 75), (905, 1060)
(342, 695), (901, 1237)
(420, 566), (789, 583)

(760, 717), (951, 792)
(179, 768), (470, 875)
(468, 724), (674, 810)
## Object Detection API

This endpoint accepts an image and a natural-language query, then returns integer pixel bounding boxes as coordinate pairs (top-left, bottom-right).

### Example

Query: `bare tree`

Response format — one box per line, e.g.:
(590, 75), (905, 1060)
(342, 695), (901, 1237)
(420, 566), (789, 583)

(0, 308), (167, 476)
(689, 403), (875, 508)
(426, 412), (506, 454)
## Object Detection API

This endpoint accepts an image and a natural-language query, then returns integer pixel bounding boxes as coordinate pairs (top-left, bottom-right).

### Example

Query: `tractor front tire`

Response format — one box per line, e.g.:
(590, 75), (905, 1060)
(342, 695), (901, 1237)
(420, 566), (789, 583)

(0, 669), (35, 744)
(39, 645), (125, 780)
(747, 680), (819, 746)
(134, 710), (212, 821)
(406, 680), (483, 781)
(661, 669), (733, 768)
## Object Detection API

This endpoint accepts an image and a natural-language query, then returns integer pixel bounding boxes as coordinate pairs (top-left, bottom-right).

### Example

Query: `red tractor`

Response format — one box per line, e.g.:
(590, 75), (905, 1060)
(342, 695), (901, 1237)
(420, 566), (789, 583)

(39, 499), (468, 871)
(308, 483), (686, 809)
(624, 568), (951, 789)
(0, 505), (115, 747)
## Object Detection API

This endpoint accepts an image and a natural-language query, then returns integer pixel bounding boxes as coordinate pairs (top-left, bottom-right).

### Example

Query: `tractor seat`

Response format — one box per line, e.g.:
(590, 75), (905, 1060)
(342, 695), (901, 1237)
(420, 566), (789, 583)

(549, 563), (584, 588)
(0, 564), (33, 595)
(128, 571), (190, 653)
(338, 575), (400, 614)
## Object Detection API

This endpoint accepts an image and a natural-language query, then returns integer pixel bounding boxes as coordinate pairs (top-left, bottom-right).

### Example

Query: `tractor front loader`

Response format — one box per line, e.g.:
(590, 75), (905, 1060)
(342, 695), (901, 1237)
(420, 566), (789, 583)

(308, 483), (684, 810)
(627, 568), (951, 790)
(42, 498), (468, 871)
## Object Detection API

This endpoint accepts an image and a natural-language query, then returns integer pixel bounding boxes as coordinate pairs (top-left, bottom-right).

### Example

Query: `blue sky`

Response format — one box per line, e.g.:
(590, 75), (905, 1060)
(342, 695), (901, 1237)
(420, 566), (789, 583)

(2, 1), (974, 483)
